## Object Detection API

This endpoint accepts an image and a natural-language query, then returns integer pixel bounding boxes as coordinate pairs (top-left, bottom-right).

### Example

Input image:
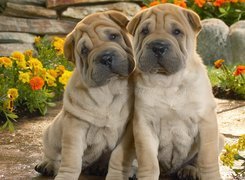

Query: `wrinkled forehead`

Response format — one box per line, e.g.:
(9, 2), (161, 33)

(72, 16), (120, 46)
(140, 5), (188, 30)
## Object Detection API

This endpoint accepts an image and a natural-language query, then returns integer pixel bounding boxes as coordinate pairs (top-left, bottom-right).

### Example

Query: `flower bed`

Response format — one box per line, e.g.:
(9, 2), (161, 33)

(142, 0), (245, 25)
(0, 36), (74, 131)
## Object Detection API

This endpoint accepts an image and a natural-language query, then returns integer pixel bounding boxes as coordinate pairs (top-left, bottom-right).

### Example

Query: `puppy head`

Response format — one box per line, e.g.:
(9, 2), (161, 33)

(127, 3), (201, 75)
(64, 11), (135, 87)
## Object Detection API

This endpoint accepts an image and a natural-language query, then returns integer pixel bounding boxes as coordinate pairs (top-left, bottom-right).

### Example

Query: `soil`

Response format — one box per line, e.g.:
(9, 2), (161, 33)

(213, 86), (245, 100)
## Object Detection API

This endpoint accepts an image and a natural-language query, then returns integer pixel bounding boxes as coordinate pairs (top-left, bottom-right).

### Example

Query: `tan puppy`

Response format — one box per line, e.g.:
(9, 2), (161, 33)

(35, 11), (135, 180)
(107, 4), (223, 180)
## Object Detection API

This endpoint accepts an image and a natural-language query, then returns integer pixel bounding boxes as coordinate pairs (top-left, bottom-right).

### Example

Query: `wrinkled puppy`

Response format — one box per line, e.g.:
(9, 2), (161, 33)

(107, 4), (223, 180)
(35, 11), (135, 180)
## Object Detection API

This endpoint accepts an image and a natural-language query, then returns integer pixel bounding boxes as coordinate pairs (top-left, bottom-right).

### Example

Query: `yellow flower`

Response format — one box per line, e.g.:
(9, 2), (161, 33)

(28, 57), (43, 70)
(0, 57), (13, 68)
(45, 73), (57, 87)
(53, 37), (65, 55)
(34, 36), (41, 44)
(11, 51), (26, 69)
(7, 88), (19, 100)
(214, 59), (225, 69)
(47, 69), (58, 78)
(237, 134), (245, 150)
(23, 50), (33, 57)
(59, 70), (73, 87)
(19, 71), (30, 83)
(220, 144), (238, 168)
(11, 51), (25, 61)
(56, 65), (66, 76)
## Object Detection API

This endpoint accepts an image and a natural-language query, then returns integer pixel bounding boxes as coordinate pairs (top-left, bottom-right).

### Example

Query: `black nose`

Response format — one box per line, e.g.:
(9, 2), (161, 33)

(100, 52), (113, 67)
(151, 41), (169, 57)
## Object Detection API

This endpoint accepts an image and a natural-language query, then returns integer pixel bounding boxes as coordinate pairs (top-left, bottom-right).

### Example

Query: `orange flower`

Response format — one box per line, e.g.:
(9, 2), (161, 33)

(214, 59), (225, 69)
(233, 65), (245, 76)
(149, 1), (161, 6)
(174, 0), (187, 8)
(213, 0), (226, 7)
(195, 0), (206, 7)
(29, 76), (44, 90)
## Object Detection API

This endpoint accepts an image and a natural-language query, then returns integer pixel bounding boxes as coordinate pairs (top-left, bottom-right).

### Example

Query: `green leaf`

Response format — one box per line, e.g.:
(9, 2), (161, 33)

(47, 102), (56, 107)
(219, 7), (227, 14)
(6, 113), (18, 119)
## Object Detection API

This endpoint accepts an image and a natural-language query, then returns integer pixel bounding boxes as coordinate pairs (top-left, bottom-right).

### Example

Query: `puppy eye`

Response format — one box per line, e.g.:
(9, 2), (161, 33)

(172, 29), (182, 36)
(109, 33), (119, 40)
(141, 27), (149, 35)
(81, 47), (89, 55)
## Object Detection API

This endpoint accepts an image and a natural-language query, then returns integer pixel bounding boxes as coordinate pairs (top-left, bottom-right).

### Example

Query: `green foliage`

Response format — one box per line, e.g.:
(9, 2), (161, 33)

(142, 0), (245, 26)
(0, 36), (74, 131)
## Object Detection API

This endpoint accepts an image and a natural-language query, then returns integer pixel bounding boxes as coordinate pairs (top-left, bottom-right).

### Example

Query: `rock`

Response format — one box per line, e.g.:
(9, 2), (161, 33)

(46, 0), (141, 8)
(7, 0), (46, 6)
(197, 18), (230, 65)
(228, 20), (245, 64)
(3, 2), (57, 19)
(0, 32), (35, 43)
(0, 15), (76, 35)
(0, 43), (34, 56)
(62, 2), (141, 20)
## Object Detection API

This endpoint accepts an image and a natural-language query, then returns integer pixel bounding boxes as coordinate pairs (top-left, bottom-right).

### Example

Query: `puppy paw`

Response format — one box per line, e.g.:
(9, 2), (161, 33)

(35, 160), (58, 176)
(177, 165), (200, 180)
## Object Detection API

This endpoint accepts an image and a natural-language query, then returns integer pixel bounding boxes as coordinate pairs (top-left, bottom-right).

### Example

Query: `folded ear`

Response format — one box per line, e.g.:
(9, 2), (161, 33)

(64, 30), (75, 62)
(105, 10), (129, 28)
(183, 9), (202, 33)
(127, 11), (143, 36)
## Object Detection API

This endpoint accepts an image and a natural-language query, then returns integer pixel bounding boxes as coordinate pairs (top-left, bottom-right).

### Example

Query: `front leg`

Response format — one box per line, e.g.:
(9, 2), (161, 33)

(55, 117), (88, 180)
(198, 109), (221, 180)
(106, 121), (135, 180)
(134, 112), (160, 180)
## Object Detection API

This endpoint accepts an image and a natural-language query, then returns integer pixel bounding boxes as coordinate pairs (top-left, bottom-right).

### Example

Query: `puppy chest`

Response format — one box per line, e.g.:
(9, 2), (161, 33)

(157, 108), (199, 172)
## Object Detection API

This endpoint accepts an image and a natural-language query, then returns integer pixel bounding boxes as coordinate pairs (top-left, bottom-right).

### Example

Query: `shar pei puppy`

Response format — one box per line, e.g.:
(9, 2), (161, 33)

(106, 4), (223, 180)
(35, 11), (135, 180)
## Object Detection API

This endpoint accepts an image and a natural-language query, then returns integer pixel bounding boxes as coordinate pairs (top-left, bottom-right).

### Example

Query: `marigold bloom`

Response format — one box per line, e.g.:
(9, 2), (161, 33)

(174, 0), (187, 8)
(195, 0), (206, 7)
(59, 70), (73, 87)
(233, 65), (245, 76)
(53, 37), (65, 55)
(213, 0), (226, 6)
(45, 73), (57, 87)
(220, 144), (238, 168)
(237, 134), (245, 150)
(19, 71), (30, 83)
(56, 65), (66, 76)
(214, 59), (225, 69)
(47, 69), (58, 78)
(149, 1), (160, 6)
(0, 57), (13, 68)
(34, 36), (41, 44)
(7, 88), (19, 100)
(11, 51), (25, 61)
(30, 76), (45, 90)
(24, 50), (33, 57)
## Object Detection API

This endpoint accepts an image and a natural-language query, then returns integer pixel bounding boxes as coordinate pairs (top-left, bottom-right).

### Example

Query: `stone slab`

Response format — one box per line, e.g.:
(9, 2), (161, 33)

(0, 15), (76, 35)
(46, 0), (141, 8)
(62, 2), (141, 20)
(0, 43), (34, 56)
(3, 2), (57, 19)
(0, 32), (35, 43)
(8, 0), (46, 6)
